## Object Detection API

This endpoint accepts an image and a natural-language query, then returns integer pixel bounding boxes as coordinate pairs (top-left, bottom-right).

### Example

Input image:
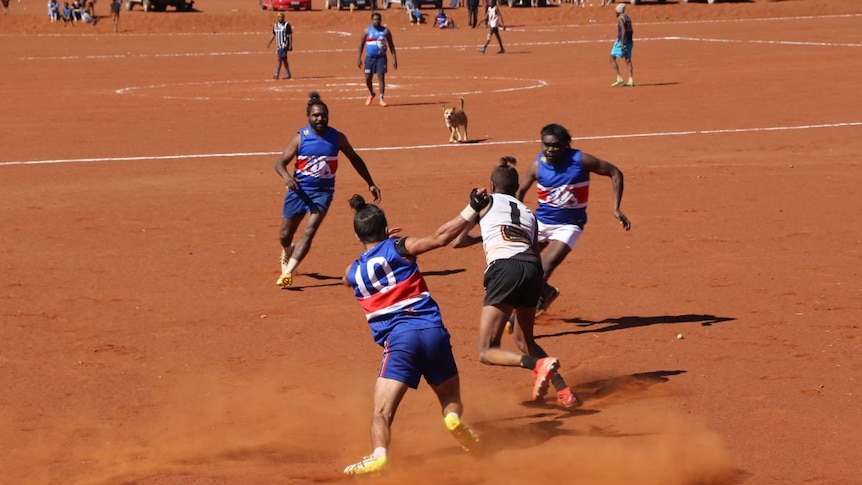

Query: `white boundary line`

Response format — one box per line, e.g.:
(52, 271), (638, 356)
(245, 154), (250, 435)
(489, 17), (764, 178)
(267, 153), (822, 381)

(14, 34), (862, 61)
(2, 121), (859, 167)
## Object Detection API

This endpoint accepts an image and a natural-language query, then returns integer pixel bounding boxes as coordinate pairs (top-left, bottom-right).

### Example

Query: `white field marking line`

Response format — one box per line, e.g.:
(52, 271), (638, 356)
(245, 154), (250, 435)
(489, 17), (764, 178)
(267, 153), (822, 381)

(16, 32), (862, 61)
(114, 75), (548, 101)
(668, 36), (862, 48)
(3, 121), (860, 168)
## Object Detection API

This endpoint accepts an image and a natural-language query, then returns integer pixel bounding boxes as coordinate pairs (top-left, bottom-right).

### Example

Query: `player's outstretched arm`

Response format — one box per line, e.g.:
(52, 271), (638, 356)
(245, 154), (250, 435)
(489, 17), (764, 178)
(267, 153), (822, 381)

(405, 188), (489, 256)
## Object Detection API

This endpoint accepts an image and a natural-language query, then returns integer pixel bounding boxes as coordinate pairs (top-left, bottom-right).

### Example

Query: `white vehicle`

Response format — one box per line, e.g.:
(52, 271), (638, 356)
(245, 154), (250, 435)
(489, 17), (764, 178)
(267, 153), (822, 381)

(325, 0), (370, 9)
(125, 0), (194, 11)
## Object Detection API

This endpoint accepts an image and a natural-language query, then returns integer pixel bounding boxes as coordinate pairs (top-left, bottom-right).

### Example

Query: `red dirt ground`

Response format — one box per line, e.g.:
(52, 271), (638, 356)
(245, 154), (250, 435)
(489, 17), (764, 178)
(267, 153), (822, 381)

(1, 0), (861, 484)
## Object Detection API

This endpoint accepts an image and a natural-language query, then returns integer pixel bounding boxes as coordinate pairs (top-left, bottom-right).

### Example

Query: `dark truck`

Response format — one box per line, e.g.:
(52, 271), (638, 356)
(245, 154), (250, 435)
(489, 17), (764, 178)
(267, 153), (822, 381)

(125, 0), (194, 11)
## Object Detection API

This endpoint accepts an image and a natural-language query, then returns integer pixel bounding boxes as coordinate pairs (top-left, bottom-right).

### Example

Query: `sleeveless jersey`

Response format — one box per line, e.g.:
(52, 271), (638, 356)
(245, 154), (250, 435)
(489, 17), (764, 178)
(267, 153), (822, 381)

(364, 26), (389, 58)
(294, 125), (340, 193)
(479, 193), (540, 265)
(347, 238), (443, 345)
(535, 148), (590, 226)
(617, 14), (633, 42)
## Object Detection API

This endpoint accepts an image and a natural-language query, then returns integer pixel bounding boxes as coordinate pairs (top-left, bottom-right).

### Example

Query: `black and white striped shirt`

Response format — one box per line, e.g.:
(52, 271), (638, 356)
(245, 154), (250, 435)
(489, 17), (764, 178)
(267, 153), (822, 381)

(272, 20), (293, 50)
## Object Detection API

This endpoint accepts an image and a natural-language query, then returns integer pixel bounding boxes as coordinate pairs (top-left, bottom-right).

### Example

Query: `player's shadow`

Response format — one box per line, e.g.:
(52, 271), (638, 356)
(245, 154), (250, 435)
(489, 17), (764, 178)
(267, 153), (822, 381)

(423, 268), (466, 277)
(630, 81), (680, 87)
(538, 313), (735, 337)
(574, 370), (686, 405)
(422, 370), (684, 460)
(283, 269), (465, 290)
(281, 272), (342, 291)
(389, 101), (449, 108)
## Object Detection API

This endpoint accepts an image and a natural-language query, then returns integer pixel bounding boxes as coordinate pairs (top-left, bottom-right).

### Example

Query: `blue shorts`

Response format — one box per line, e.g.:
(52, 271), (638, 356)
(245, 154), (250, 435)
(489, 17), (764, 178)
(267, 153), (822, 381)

(611, 41), (633, 59)
(282, 188), (333, 219)
(277, 47), (288, 58)
(364, 56), (388, 75)
(378, 327), (458, 389)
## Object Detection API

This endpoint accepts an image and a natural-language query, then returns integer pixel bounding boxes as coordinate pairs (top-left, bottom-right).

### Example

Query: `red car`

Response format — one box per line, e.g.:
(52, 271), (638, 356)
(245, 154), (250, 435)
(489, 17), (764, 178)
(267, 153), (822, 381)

(260, 0), (311, 11)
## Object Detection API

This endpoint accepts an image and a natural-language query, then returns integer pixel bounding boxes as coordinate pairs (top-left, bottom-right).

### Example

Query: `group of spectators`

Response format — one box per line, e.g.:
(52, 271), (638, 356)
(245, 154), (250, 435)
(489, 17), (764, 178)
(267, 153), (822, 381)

(47, 0), (98, 24)
(47, 0), (122, 31)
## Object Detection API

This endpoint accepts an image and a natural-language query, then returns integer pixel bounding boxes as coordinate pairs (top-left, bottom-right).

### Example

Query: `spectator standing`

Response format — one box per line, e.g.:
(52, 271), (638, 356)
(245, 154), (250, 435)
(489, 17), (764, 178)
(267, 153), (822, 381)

(110, 0), (120, 32)
(610, 3), (634, 87)
(267, 12), (293, 80)
(466, 0), (479, 28)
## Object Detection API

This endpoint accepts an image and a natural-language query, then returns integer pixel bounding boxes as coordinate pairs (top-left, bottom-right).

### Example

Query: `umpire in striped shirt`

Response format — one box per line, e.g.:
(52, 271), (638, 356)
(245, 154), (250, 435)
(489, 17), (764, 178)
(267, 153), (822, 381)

(267, 13), (293, 80)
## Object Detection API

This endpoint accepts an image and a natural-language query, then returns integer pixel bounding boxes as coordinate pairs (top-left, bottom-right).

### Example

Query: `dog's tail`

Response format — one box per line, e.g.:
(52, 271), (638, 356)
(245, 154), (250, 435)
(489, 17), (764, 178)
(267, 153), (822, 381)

(459, 97), (464, 110)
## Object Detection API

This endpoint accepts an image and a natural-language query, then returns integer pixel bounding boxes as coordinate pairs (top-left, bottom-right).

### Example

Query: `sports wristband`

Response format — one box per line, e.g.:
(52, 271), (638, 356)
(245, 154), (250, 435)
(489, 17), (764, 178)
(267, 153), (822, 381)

(460, 205), (478, 221)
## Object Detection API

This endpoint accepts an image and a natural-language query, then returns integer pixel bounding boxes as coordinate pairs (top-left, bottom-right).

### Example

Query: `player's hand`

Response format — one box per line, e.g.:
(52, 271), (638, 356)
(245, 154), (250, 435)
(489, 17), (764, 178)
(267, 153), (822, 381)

(615, 211), (631, 231)
(469, 188), (490, 211)
(387, 226), (402, 237)
(284, 175), (298, 192)
(369, 185), (381, 204)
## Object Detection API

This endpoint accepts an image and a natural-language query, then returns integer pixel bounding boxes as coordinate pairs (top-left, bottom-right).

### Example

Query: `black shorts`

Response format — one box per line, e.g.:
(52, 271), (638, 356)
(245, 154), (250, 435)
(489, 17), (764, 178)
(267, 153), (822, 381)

(483, 258), (543, 308)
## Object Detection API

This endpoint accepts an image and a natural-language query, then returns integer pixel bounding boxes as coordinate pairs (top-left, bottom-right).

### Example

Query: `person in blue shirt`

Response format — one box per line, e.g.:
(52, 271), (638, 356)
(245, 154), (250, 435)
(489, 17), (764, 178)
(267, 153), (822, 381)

(515, 123), (631, 317)
(435, 8), (453, 28)
(273, 92), (381, 288)
(358, 12), (398, 107)
(341, 191), (485, 475)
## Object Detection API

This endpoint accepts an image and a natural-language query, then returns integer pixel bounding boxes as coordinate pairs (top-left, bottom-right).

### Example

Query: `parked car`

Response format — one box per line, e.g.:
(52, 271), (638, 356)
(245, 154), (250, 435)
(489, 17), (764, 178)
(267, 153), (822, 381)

(125, 0), (193, 11)
(326, 0), (370, 9)
(260, 0), (312, 10)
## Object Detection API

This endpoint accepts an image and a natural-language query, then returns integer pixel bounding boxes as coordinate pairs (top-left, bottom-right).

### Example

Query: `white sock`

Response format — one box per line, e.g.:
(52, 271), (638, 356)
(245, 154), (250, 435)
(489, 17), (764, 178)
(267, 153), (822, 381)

(285, 257), (299, 274)
(372, 447), (387, 458)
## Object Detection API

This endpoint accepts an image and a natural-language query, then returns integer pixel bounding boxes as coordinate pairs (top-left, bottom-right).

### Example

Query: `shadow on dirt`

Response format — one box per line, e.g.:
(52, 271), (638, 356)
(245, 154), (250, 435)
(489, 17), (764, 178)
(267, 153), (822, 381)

(539, 313), (735, 337)
(458, 370), (685, 455)
(574, 370), (686, 405)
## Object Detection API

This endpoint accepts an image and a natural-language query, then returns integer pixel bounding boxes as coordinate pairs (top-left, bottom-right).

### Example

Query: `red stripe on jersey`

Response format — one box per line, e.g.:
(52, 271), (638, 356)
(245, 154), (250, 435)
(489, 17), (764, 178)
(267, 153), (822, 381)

(356, 271), (429, 315)
(537, 183), (590, 208)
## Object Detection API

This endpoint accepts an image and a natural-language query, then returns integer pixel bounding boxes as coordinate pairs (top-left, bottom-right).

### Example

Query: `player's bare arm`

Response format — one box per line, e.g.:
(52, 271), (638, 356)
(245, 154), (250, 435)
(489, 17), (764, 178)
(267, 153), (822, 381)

(357, 36), (366, 68)
(582, 153), (631, 230)
(386, 32), (398, 69)
(515, 160), (538, 201)
(407, 188), (488, 255)
(339, 133), (381, 203)
(275, 133), (301, 191)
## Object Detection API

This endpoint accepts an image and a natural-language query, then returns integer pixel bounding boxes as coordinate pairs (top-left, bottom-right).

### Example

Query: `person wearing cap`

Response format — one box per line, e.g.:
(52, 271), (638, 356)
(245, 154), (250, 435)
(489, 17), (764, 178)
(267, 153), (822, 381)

(610, 3), (634, 87)
(267, 12), (293, 80)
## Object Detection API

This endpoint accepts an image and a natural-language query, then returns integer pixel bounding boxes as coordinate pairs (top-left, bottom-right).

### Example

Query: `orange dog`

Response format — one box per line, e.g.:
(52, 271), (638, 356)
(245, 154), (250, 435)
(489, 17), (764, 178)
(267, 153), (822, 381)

(443, 97), (468, 143)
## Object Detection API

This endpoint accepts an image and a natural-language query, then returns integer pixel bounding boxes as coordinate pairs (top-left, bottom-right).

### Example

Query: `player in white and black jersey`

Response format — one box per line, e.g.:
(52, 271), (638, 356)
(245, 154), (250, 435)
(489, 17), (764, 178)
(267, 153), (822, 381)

(453, 157), (582, 409)
(266, 12), (293, 80)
